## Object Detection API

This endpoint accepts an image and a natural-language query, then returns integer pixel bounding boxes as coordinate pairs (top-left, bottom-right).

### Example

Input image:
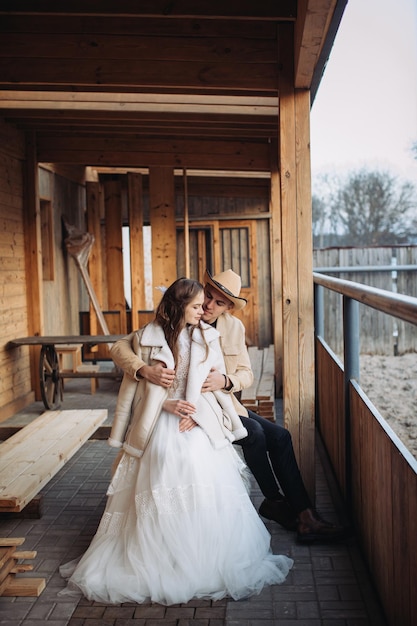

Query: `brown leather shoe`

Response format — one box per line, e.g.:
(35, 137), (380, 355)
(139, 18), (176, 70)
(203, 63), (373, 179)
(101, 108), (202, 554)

(259, 497), (298, 531)
(296, 508), (349, 544)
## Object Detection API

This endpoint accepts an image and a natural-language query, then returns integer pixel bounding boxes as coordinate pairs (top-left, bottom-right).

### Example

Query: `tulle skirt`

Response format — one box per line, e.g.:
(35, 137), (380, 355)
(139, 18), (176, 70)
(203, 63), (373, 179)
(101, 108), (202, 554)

(60, 411), (293, 605)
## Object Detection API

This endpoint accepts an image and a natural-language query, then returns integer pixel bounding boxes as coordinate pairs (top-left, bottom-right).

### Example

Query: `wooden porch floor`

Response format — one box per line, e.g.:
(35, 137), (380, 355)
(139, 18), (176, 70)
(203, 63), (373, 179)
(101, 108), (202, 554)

(0, 373), (387, 625)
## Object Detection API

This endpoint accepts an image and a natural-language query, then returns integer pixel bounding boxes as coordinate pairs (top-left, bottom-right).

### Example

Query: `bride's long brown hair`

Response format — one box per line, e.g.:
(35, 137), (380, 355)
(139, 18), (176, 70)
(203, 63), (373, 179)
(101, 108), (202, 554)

(155, 278), (207, 365)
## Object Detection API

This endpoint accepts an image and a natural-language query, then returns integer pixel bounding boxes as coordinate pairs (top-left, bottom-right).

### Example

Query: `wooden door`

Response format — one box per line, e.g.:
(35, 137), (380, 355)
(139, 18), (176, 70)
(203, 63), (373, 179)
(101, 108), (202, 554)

(177, 220), (258, 346)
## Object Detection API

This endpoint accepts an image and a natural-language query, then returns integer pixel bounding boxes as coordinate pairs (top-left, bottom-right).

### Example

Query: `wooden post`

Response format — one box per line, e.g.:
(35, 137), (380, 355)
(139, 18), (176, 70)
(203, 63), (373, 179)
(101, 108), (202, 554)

(86, 181), (104, 340)
(295, 87), (315, 499)
(269, 143), (283, 396)
(23, 132), (43, 400)
(127, 172), (145, 331)
(277, 23), (315, 500)
(104, 179), (126, 334)
(149, 167), (177, 306)
(183, 168), (190, 278)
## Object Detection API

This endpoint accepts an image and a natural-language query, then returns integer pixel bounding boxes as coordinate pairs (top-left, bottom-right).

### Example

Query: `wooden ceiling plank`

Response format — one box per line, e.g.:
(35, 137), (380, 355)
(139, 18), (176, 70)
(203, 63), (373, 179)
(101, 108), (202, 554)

(0, 100), (277, 117)
(0, 0), (297, 20)
(0, 15), (279, 39)
(0, 58), (278, 91)
(0, 91), (278, 107)
(0, 33), (278, 64)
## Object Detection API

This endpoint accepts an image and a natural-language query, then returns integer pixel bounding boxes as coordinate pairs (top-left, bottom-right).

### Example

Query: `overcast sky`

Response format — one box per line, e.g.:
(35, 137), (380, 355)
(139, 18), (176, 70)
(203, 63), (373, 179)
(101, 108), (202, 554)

(310, 0), (417, 185)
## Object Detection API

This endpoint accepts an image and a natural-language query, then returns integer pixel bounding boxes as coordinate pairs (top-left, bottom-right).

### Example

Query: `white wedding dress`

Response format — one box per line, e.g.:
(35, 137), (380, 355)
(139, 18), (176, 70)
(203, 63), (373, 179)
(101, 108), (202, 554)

(60, 330), (293, 605)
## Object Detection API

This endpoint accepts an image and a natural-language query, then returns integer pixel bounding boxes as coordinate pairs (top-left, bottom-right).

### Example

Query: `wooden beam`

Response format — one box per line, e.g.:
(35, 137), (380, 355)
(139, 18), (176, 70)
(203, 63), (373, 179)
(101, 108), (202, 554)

(36, 137), (271, 171)
(149, 167), (177, 305)
(294, 0), (338, 88)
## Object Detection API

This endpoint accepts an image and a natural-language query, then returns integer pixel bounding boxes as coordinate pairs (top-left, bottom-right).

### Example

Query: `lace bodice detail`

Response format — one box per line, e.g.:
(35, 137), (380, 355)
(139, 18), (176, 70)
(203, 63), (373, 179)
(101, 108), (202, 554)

(167, 328), (191, 400)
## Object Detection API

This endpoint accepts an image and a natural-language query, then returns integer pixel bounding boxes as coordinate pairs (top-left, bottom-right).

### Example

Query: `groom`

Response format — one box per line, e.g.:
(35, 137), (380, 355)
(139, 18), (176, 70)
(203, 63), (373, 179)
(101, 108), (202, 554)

(110, 269), (348, 544)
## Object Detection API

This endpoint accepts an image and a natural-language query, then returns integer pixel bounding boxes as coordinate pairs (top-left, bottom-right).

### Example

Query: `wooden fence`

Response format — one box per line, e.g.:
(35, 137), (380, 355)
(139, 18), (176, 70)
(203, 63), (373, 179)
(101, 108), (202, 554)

(313, 245), (417, 355)
(314, 273), (417, 626)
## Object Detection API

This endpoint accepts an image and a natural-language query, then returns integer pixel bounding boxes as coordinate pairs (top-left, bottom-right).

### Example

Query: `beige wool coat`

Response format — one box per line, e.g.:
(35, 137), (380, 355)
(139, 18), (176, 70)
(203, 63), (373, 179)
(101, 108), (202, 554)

(110, 311), (254, 420)
(109, 321), (248, 458)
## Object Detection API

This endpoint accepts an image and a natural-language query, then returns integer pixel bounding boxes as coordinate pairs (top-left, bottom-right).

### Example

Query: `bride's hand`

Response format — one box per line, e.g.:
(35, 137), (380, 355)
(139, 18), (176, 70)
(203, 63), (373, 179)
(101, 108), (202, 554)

(162, 399), (196, 419)
(178, 416), (198, 432)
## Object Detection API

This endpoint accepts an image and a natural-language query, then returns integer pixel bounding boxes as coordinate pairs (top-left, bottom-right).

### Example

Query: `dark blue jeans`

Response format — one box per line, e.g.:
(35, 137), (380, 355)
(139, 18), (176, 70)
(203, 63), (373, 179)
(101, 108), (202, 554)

(234, 410), (311, 514)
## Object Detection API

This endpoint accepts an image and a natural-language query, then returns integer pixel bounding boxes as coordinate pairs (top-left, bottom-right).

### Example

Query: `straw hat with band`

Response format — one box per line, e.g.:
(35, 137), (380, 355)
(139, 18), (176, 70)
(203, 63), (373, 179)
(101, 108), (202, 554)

(203, 269), (247, 311)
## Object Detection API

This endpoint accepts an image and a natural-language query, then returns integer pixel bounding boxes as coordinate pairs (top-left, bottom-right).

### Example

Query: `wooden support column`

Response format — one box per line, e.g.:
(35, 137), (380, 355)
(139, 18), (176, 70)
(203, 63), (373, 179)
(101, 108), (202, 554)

(23, 132), (43, 400)
(269, 143), (283, 396)
(149, 167), (177, 306)
(104, 179), (126, 334)
(86, 181), (104, 338)
(277, 23), (315, 500)
(127, 172), (145, 331)
(295, 88), (315, 501)
(183, 168), (190, 278)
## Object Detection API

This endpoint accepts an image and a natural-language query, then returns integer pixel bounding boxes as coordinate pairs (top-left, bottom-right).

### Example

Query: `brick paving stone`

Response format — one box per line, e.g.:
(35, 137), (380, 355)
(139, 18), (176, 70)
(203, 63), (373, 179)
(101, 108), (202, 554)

(194, 605), (227, 619)
(72, 605), (107, 619)
(272, 599), (297, 618)
(103, 606), (137, 619)
(165, 607), (196, 619)
(296, 600), (321, 619)
(178, 618), (212, 626)
(133, 604), (167, 618)
(81, 617), (115, 626)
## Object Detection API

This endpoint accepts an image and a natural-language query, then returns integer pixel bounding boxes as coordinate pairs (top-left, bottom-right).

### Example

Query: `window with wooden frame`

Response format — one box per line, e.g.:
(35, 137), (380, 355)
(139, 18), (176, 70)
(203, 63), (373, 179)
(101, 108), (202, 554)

(220, 226), (250, 287)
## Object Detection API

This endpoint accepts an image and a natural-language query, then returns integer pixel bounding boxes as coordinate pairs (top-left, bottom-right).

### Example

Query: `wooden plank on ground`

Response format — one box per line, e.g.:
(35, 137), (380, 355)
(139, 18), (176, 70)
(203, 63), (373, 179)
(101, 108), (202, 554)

(0, 538), (45, 597)
(0, 409), (107, 512)
(2, 577), (46, 597)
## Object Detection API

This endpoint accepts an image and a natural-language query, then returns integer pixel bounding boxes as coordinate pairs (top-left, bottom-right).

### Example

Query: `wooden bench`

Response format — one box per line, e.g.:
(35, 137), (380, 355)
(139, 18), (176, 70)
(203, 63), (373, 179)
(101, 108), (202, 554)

(241, 345), (276, 421)
(0, 408), (108, 514)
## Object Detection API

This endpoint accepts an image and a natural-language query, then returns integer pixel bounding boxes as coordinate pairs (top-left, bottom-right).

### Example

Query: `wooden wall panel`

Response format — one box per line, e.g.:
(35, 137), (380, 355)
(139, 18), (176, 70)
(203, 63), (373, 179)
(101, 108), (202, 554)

(0, 122), (35, 420)
(315, 338), (345, 493)
(350, 381), (417, 626)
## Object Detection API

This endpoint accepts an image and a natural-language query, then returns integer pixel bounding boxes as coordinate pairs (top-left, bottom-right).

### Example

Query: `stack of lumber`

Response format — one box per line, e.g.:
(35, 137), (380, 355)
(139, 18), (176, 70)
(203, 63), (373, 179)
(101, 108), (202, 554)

(0, 538), (45, 596)
(241, 345), (276, 421)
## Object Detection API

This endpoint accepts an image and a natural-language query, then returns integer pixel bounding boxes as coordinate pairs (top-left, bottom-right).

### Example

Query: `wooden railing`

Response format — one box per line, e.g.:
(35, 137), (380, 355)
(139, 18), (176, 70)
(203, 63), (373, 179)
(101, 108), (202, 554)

(313, 272), (417, 626)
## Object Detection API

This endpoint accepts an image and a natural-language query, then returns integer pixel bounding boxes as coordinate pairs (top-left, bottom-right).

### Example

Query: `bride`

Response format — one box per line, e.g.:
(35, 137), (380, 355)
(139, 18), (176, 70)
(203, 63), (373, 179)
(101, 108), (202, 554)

(60, 278), (293, 605)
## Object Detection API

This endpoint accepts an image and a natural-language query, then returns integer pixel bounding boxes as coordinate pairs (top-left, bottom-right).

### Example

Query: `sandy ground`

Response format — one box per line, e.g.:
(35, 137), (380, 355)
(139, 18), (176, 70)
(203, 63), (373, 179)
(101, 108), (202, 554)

(358, 352), (417, 460)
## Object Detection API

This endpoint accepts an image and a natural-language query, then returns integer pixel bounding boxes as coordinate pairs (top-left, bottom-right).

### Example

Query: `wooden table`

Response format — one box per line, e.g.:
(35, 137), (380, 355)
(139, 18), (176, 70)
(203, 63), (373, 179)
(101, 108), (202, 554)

(8, 335), (126, 410)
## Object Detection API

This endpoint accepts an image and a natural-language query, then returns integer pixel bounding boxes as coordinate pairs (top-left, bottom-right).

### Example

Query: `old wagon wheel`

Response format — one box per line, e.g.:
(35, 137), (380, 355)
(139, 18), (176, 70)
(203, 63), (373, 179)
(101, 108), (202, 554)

(39, 345), (62, 410)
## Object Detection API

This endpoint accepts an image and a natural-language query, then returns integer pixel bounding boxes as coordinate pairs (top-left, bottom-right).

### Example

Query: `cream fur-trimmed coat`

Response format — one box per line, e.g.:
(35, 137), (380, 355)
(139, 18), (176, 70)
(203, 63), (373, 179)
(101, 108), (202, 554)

(109, 321), (248, 458)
